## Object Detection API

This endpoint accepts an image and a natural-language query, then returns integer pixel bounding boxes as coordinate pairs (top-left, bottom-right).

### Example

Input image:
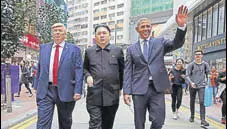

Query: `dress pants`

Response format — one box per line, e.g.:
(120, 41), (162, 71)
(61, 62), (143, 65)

(36, 85), (75, 129)
(132, 80), (165, 129)
(86, 104), (119, 129)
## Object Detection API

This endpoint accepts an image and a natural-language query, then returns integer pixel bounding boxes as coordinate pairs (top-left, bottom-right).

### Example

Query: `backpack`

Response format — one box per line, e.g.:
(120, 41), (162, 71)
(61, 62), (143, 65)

(191, 62), (208, 79)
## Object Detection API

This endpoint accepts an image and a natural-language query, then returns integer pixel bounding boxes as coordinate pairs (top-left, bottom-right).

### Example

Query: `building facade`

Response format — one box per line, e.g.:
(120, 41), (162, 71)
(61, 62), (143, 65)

(192, 0), (226, 70)
(158, 0), (226, 70)
(67, 0), (130, 53)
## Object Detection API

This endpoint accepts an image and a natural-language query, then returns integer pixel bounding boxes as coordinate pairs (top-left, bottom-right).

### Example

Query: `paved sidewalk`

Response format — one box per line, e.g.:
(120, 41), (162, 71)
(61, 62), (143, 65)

(1, 85), (37, 129)
(165, 92), (223, 122)
(1, 87), (225, 129)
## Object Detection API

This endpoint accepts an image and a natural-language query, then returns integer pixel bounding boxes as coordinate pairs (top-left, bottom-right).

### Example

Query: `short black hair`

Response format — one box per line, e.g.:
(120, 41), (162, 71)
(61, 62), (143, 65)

(194, 49), (204, 55)
(176, 58), (184, 64)
(94, 24), (111, 34)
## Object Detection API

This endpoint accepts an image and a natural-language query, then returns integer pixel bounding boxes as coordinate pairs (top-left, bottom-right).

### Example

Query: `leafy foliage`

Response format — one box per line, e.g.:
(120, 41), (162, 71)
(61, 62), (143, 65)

(37, 3), (68, 43)
(1, 0), (36, 58)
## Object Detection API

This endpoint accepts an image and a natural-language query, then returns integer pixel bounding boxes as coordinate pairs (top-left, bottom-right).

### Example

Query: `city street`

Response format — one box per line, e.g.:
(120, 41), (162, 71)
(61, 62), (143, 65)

(5, 90), (225, 129)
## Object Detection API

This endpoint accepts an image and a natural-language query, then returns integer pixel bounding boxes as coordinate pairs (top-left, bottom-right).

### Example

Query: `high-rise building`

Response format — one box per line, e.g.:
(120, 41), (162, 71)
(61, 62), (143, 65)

(67, 0), (91, 51)
(67, 0), (130, 51)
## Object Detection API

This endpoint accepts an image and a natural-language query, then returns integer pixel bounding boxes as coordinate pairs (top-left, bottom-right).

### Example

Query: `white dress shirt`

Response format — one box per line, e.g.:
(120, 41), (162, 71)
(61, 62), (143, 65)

(49, 41), (65, 82)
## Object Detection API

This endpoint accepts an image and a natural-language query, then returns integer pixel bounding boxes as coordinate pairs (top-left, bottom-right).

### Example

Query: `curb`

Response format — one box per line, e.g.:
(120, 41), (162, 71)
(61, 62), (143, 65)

(1, 109), (37, 129)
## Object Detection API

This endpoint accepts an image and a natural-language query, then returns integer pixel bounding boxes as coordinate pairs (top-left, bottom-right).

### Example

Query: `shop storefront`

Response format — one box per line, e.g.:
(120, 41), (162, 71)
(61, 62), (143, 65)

(13, 34), (40, 63)
(192, 0), (226, 70)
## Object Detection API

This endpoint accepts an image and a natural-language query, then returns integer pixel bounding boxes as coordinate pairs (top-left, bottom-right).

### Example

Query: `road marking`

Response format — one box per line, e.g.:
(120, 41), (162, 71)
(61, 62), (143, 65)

(9, 115), (37, 129)
(166, 100), (225, 129)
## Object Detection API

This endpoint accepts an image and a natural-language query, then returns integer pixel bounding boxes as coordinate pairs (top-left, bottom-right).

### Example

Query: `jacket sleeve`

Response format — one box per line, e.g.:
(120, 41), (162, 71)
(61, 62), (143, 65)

(83, 50), (91, 82)
(123, 47), (133, 95)
(74, 46), (83, 94)
(34, 46), (41, 90)
(118, 48), (124, 90)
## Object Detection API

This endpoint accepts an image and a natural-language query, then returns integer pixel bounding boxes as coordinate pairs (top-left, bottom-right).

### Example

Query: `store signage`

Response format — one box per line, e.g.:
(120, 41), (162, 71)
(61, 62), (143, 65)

(197, 37), (226, 50)
(20, 34), (40, 50)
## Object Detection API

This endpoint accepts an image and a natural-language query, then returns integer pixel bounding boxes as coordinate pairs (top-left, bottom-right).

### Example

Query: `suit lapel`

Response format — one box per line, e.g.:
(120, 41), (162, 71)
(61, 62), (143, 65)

(59, 42), (69, 67)
(148, 38), (160, 63)
(135, 41), (147, 62)
(148, 38), (154, 62)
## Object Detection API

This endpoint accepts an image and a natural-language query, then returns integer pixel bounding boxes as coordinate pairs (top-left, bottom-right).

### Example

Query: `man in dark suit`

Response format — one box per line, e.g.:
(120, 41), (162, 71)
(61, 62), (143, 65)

(83, 24), (124, 129)
(34, 23), (83, 129)
(123, 5), (188, 129)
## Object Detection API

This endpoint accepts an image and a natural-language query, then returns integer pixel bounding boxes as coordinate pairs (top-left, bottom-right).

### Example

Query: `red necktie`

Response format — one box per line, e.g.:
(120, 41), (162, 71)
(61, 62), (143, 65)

(53, 44), (60, 86)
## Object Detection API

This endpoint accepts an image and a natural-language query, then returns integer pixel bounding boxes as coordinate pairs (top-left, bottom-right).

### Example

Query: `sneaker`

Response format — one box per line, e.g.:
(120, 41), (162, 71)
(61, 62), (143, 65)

(201, 120), (209, 127)
(189, 117), (194, 122)
(173, 112), (177, 120)
(221, 117), (226, 124)
(176, 109), (180, 119)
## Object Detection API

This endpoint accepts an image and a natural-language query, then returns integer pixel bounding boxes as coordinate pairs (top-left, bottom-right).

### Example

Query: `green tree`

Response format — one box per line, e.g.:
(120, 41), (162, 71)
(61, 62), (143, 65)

(37, 3), (68, 43)
(1, 0), (36, 58)
(66, 32), (74, 44)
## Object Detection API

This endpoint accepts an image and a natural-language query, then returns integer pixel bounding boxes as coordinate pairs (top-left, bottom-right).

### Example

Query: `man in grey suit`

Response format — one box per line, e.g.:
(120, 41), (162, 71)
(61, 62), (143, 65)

(123, 5), (188, 129)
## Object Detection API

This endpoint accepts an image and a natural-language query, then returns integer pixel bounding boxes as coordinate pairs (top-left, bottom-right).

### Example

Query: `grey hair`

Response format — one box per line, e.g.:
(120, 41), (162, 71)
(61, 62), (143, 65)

(136, 18), (151, 27)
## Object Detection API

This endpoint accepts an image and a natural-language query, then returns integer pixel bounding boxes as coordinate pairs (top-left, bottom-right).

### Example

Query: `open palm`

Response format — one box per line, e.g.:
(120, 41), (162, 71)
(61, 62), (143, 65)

(176, 5), (188, 27)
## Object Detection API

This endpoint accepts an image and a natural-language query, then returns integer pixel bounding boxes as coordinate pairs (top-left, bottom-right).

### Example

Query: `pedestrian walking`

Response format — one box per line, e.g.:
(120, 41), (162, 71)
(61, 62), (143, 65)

(209, 66), (219, 104)
(123, 5), (188, 129)
(83, 24), (124, 129)
(216, 66), (226, 124)
(186, 49), (210, 127)
(169, 58), (186, 120)
(34, 23), (83, 129)
(15, 61), (33, 97)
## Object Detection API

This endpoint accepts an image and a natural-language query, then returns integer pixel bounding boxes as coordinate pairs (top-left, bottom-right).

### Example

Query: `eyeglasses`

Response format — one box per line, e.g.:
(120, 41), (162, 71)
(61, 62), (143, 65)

(195, 54), (202, 55)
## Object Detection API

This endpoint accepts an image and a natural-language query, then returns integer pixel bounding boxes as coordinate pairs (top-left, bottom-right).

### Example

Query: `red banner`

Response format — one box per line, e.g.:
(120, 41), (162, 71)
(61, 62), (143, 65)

(20, 34), (40, 50)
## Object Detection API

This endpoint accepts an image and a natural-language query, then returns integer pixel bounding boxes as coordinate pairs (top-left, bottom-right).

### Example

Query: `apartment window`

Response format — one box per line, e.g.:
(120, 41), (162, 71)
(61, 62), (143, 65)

(202, 10), (207, 40)
(109, 13), (115, 18)
(94, 16), (99, 20)
(81, 24), (88, 29)
(101, 15), (107, 19)
(117, 3), (124, 8)
(101, 0), (107, 4)
(101, 8), (107, 11)
(94, 2), (99, 6)
(218, 0), (225, 34)
(108, 21), (115, 25)
(117, 11), (124, 16)
(212, 4), (218, 37)
(117, 35), (123, 40)
(109, 5), (115, 10)
(207, 7), (212, 38)
(117, 19), (123, 24)
(93, 9), (99, 13)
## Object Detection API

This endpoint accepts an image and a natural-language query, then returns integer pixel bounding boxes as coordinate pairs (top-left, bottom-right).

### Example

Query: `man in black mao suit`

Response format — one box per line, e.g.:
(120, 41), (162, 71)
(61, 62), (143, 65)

(83, 24), (124, 129)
